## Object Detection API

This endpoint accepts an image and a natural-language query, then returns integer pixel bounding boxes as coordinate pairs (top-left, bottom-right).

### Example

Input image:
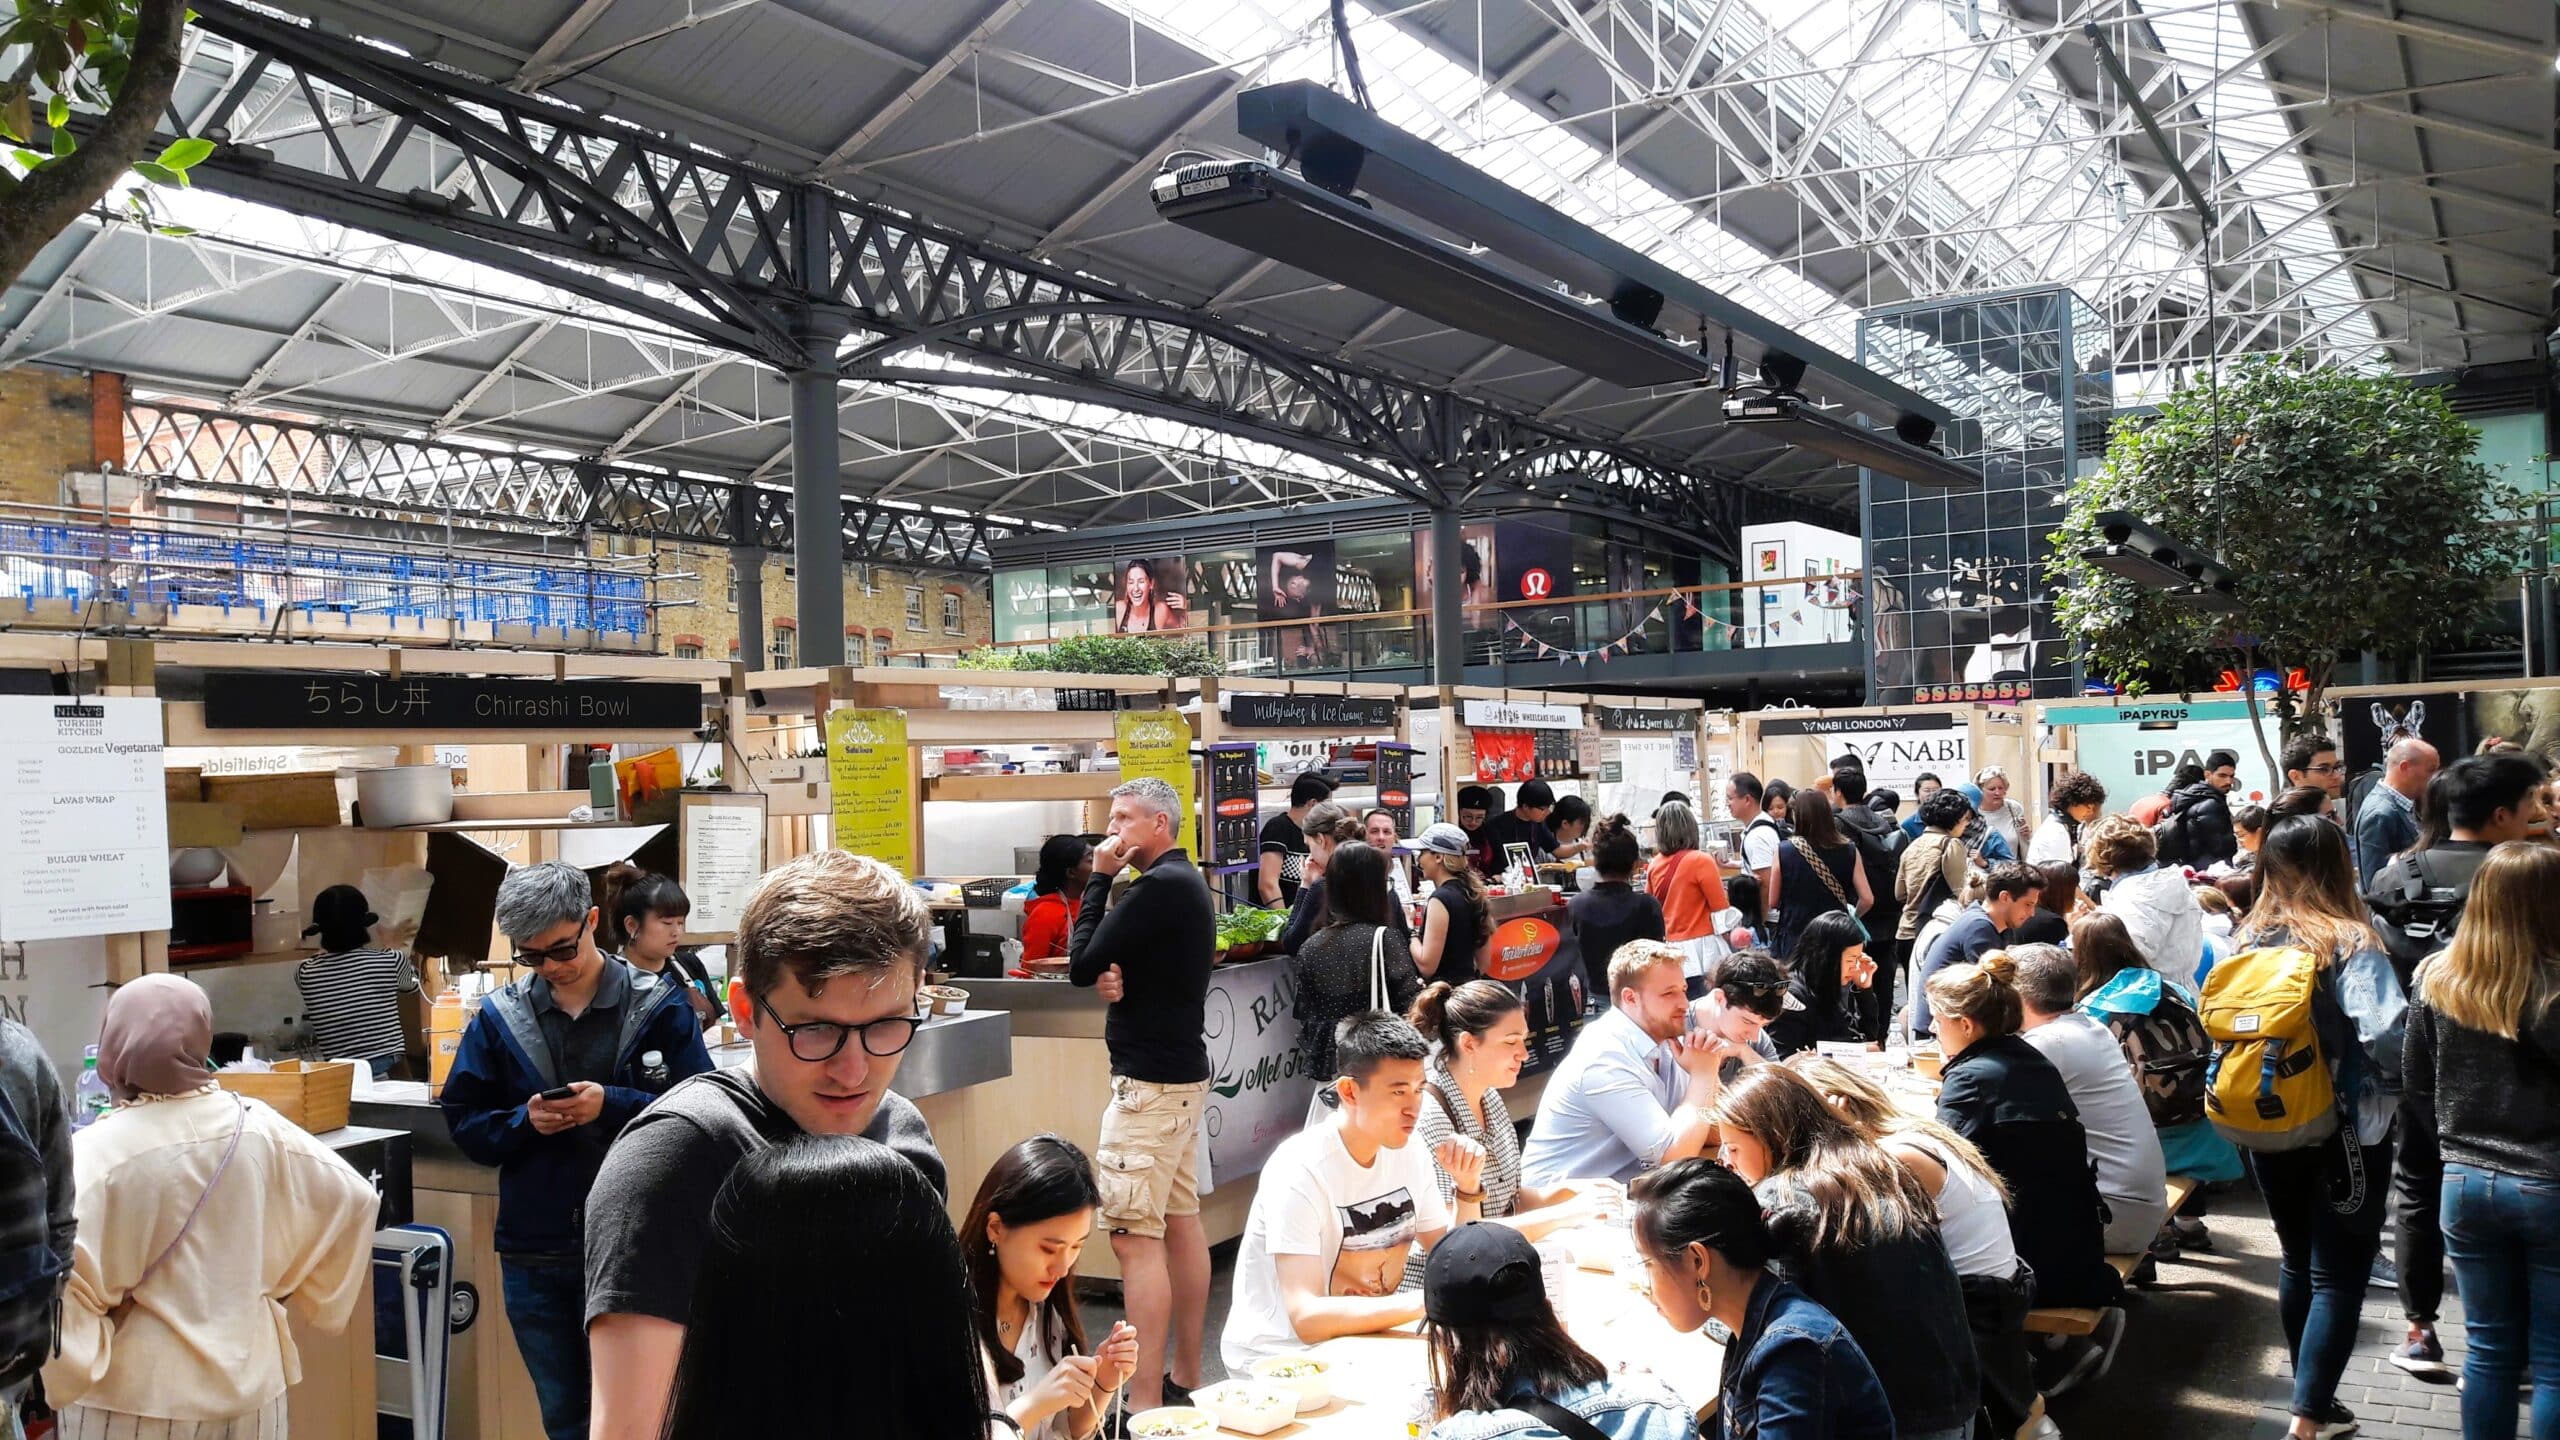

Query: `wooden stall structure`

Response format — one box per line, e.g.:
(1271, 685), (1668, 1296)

(1737, 702), (2035, 818)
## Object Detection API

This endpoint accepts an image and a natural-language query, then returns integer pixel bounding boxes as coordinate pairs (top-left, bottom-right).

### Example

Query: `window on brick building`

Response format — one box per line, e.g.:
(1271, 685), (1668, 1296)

(771, 623), (797, 668)
(942, 592), (964, 634)
(904, 586), (925, 629)
(673, 642), (703, 661)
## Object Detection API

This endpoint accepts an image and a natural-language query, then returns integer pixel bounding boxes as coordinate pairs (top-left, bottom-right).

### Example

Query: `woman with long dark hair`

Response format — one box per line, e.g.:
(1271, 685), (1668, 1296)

(1291, 842), (1423, 1085)
(1708, 1064), (1979, 1440)
(1405, 981), (1599, 1248)
(1630, 1158), (1895, 1440)
(960, 1136), (1139, 1439)
(2405, 843), (2560, 1436)
(1280, 801), (1381, 956)
(2072, 912), (2241, 1252)
(2229, 815), (2407, 1440)
(1762, 790), (1871, 961)
(1021, 836), (1093, 963)
(661, 1136), (994, 1438)
(1110, 559), (1182, 633)
(601, 863), (720, 1028)
(1419, 1223), (1696, 1440)
(1763, 909), (1874, 1056)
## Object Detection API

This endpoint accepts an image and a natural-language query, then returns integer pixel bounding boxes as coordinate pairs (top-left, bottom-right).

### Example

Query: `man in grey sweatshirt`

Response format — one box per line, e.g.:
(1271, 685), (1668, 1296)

(0, 1017), (75, 1440)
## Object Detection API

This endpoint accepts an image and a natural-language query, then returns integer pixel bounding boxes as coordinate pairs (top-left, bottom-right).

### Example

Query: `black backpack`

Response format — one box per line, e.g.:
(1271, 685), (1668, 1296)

(1842, 816), (1907, 916)
(2090, 984), (2213, 1128)
(2152, 803), (2193, 867)
(0, 1073), (68, 1386)
(2370, 849), (2476, 980)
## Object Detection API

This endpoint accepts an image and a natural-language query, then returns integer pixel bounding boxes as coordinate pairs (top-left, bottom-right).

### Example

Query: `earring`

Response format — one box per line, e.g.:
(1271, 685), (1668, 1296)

(1694, 1281), (1714, 1313)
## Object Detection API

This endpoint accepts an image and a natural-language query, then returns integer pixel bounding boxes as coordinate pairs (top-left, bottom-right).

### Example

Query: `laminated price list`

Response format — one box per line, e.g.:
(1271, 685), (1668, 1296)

(0, 697), (173, 941)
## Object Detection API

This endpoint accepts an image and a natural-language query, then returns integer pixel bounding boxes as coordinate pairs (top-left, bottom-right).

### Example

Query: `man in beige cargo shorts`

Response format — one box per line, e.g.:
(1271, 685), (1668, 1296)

(1069, 776), (1216, 1414)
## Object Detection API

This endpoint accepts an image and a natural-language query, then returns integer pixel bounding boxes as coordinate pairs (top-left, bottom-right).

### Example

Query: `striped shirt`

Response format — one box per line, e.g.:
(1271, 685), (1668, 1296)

(1402, 1054), (1523, 1292)
(294, 947), (417, 1061)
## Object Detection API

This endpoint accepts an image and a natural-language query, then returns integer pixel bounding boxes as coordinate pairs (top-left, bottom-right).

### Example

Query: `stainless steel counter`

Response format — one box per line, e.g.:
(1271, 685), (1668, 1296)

(350, 1008), (1013, 1177)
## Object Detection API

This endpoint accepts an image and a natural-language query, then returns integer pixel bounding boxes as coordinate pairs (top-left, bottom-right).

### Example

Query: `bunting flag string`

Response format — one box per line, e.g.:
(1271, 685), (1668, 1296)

(1500, 595), (1741, 665)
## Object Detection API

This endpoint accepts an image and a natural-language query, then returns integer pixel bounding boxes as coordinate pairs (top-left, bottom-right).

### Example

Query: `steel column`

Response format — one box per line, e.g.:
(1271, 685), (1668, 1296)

(735, 546), (767, 672)
(1429, 506), (1465, 686)
(789, 363), (846, 666)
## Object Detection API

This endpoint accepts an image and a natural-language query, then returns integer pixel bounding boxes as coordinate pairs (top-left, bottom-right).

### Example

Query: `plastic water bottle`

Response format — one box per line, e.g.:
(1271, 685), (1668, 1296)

(72, 1046), (112, 1128)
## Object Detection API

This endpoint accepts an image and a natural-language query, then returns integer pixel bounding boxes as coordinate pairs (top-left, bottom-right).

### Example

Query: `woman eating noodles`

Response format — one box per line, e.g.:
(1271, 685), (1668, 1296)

(961, 1136), (1140, 1439)
(1630, 1158), (1895, 1440)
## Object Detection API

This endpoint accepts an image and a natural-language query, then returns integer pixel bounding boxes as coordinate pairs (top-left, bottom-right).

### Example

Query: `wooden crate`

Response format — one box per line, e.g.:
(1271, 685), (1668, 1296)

(202, 771), (343, 830)
(164, 766), (203, 804)
(217, 1060), (354, 1133)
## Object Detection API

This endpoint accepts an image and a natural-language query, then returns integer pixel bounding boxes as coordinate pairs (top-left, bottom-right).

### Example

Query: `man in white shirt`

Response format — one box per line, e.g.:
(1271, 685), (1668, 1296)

(1521, 940), (1756, 1188)
(1221, 1013), (1483, 1371)
(2010, 943), (2168, 1253)
(1726, 772), (1786, 902)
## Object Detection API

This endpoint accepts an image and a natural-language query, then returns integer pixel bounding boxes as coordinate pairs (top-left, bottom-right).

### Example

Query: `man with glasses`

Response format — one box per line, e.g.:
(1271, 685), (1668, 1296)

(439, 861), (712, 1440)
(2354, 736), (2440, 887)
(1070, 776), (1216, 1415)
(583, 850), (944, 1440)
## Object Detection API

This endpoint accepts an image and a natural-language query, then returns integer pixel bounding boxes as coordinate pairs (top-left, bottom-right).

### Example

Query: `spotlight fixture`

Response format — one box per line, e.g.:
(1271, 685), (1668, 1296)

(2080, 510), (2238, 594)
(1718, 391), (1980, 489)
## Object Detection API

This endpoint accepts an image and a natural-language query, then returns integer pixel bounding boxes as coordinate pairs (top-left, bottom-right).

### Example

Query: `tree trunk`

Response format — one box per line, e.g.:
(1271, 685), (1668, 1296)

(2237, 646), (2283, 782)
(0, 0), (191, 296)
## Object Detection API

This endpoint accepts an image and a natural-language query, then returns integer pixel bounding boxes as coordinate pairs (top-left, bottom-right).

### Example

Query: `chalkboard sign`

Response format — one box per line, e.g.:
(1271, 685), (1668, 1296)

(1375, 742), (1417, 833)
(1596, 706), (1694, 734)
(1206, 742), (1262, 869)
(203, 672), (705, 732)
(1230, 693), (1397, 730)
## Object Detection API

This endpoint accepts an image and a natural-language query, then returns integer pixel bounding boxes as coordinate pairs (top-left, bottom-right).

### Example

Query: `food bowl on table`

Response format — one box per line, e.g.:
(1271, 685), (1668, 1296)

(920, 984), (969, 1017)
(1190, 1382), (1300, 1435)
(1125, 1406), (1217, 1439)
(1247, 1352), (1334, 1413)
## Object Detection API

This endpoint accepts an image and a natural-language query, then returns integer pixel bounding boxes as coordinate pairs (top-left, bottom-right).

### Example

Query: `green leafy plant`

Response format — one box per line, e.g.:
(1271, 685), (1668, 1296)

(2052, 360), (2522, 772)
(0, 0), (199, 294)
(954, 635), (1221, 677)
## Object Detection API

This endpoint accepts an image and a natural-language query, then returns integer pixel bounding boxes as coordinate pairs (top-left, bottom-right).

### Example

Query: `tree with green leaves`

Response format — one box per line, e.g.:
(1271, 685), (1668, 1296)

(2051, 360), (2521, 775)
(0, 0), (204, 296)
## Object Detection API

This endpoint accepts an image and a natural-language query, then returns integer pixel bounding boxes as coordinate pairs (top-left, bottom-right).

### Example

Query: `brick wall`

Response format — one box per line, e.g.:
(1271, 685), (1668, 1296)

(656, 545), (991, 663)
(0, 367), (102, 505)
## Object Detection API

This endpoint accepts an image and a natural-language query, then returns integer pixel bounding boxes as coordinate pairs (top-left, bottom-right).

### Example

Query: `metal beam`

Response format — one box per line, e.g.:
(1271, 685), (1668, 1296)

(812, 0), (1035, 174)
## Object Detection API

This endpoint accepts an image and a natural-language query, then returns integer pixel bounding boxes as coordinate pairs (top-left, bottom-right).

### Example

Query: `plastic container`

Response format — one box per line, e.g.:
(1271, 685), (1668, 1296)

(72, 1046), (111, 1128)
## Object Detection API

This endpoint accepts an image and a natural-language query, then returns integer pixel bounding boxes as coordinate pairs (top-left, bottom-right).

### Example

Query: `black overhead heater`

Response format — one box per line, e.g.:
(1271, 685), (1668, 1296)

(1150, 160), (1713, 389)
(1153, 79), (1975, 490)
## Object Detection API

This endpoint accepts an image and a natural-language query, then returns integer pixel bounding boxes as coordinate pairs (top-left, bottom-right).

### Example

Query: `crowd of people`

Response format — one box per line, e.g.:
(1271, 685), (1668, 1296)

(7, 729), (2558, 1440)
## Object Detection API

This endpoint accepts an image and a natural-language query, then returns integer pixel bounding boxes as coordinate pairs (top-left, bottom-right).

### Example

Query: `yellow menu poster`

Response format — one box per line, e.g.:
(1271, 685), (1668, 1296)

(827, 707), (913, 874)
(1115, 709), (1198, 851)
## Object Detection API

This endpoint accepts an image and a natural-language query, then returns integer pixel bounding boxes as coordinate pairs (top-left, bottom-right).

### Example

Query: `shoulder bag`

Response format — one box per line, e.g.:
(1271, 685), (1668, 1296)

(1789, 837), (1870, 943)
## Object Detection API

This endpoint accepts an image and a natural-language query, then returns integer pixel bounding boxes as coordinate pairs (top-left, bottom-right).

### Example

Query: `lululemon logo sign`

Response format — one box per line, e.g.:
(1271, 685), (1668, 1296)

(1520, 568), (1554, 600)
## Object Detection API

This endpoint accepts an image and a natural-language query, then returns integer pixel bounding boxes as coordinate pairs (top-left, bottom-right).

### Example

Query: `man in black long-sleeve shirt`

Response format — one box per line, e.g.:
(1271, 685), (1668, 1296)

(1068, 774), (1215, 1412)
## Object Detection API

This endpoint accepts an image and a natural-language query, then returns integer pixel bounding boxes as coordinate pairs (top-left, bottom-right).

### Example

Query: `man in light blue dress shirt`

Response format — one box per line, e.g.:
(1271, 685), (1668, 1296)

(1521, 939), (1755, 1186)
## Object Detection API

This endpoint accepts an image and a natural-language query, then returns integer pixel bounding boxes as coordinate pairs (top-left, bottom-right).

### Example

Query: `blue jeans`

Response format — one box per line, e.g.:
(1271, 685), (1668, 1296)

(500, 1256), (591, 1440)
(2248, 1132), (2392, 1420)
(2442, 1164), (2560, 1440)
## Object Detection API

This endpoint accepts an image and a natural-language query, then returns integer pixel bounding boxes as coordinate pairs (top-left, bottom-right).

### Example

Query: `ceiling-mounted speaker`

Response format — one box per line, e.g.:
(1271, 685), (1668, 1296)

(1893, 413), (1938, 448)
(1760, 351), (1808, 394)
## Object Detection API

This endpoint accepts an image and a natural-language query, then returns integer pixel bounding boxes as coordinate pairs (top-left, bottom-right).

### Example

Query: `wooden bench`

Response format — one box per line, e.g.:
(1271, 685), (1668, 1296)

(2019, 1175), (2206, 1336)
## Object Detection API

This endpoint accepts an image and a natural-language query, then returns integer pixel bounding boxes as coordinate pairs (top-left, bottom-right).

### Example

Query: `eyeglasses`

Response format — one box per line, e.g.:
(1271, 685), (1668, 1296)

(753, 995), (923, 1063)
(2303, 762), (2346, 775)
(512, 916), (593, 968)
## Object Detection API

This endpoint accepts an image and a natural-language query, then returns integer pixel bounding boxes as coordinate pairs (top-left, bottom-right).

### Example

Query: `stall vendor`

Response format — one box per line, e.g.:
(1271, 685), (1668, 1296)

(294, 884), (420, 1078)
(1021, 835), (1094, 962)
(602, 864), (721, 1030)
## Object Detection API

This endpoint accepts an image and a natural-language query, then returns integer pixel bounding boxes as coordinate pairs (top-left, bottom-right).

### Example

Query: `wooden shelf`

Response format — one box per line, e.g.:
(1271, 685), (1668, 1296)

(171, 947), (310, 972)
(926, 772), (1118, 803)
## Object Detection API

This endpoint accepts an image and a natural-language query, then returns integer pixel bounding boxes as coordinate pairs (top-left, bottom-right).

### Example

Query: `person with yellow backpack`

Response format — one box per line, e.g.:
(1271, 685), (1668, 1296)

(2204, 817), (2408, 1440)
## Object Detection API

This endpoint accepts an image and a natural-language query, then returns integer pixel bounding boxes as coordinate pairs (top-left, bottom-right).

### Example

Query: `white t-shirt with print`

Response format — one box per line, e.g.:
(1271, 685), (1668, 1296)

(1220, 1119), (1453, 1372)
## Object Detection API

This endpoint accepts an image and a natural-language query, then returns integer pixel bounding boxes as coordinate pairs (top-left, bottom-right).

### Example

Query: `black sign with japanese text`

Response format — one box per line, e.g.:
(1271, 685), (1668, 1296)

(1230, 693), (1398, 730)
(1597, 706), (1693, 734)
(202, 672), (706, 732)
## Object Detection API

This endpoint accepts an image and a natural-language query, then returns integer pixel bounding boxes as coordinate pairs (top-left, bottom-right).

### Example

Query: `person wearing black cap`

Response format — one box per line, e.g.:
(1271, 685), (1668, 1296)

(1481, 780), (1588, 867)
(1418, 1223), (1695, 1440)
(1629, 1159), (1896, 1440)
(295, 883), (420, 1077)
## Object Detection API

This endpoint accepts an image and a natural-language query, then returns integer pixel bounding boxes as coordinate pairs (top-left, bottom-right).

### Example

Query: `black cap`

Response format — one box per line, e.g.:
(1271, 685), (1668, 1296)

(1423, 1223), (1550, 1328)
(304, 884), (377, 939)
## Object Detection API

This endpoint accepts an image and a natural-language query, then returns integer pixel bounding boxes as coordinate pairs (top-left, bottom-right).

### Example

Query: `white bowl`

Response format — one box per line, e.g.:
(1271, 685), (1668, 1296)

(1246, 1353), (1334, 1413)
(1125, 1406), (1216, 1440)
(1191, 1381), (1299, 1435)
(169, 848), (228, 887)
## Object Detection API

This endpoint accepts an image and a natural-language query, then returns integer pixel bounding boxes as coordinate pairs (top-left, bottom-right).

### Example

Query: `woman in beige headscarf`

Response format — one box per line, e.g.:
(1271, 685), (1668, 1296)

(44, 974), (379, 1439)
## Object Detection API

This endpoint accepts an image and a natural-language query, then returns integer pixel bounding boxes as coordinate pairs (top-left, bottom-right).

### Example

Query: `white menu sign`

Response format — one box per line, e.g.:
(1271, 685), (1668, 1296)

(680, 796), (766, 938)
(0, 697), (173, 941)
(1462, 698), (1584, 730)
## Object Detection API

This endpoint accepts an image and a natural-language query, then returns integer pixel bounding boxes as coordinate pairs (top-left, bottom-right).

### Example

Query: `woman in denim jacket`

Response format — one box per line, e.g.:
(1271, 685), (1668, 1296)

(1630, 1160), (1895, 1440)
(2232, 817), (2408, 1440)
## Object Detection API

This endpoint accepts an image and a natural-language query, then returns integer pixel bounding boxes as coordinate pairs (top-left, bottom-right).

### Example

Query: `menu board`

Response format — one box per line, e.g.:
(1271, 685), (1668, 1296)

(1205, 742), (1261, 870)
(1116, 710), (1197, 852)
(826, 708), (914, 875)
(1374, 743), (1417, 834)
(679, 792), (767, 939)
(0, 698), (172, 942)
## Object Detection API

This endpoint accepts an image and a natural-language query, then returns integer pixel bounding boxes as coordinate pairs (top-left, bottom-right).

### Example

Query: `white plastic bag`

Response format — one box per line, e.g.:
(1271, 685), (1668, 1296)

(362, 865), (436, 954)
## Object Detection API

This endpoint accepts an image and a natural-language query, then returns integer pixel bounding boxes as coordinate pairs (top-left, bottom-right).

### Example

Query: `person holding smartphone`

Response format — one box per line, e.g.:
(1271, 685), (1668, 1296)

(440, 862), (714, 1440)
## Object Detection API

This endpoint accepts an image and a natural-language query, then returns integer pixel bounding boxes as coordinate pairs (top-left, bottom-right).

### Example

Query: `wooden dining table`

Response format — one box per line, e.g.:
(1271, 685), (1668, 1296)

(1229, 1213), (1724, 1438)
